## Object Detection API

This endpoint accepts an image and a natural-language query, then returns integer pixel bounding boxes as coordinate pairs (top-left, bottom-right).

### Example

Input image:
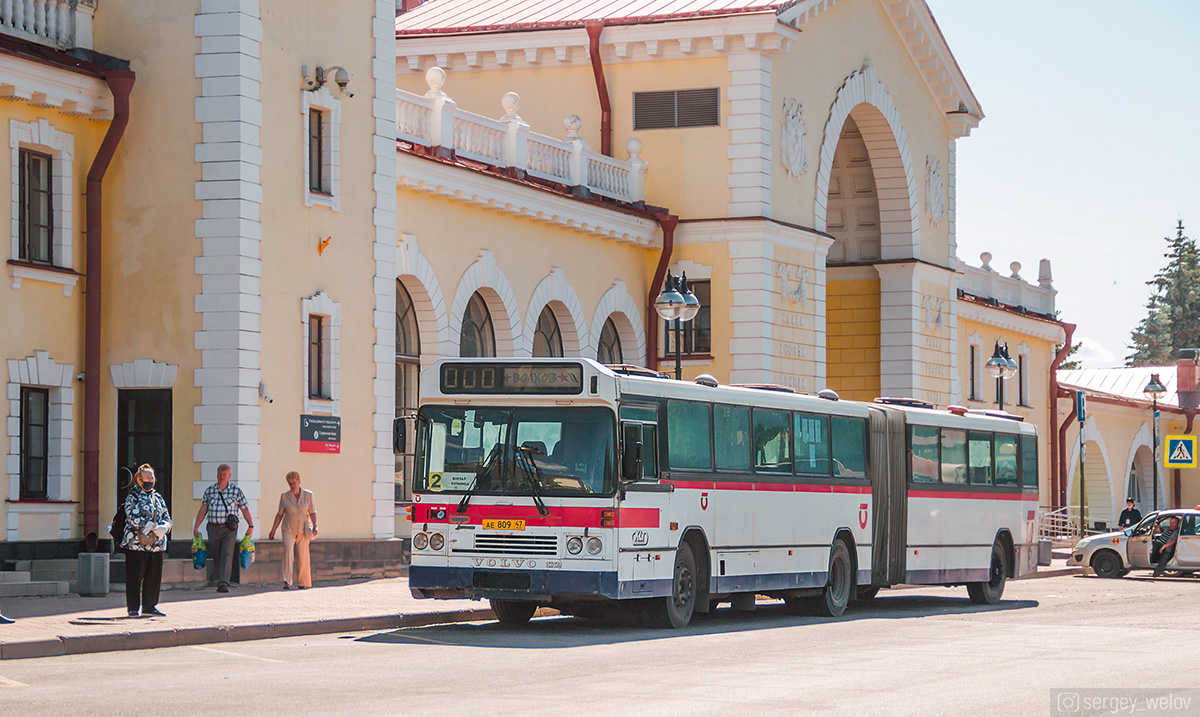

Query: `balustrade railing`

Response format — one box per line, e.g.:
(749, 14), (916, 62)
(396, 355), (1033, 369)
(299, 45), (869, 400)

(398, 67), (647, 204)
(959, 253), (1056, 316)
(0, 0), (94, 50)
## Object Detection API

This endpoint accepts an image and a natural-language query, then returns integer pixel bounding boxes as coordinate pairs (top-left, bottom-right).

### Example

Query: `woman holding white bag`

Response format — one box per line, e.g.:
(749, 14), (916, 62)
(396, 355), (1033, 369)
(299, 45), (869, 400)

(122, 464), (171, 616)
(268, 471), (318, 589)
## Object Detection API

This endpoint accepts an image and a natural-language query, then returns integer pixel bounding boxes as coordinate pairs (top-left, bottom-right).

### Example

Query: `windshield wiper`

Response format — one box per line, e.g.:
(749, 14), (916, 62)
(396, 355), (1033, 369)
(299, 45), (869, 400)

(457, 443), (504, 515)
(515, 445), (550, 516)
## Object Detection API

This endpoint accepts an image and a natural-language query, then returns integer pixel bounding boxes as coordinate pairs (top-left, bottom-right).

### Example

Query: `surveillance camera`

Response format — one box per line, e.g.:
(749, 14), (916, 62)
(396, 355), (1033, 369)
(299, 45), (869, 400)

(75, 372), (85, 382)
(333, 67), (350, 89)
(263, 395), (274, 404)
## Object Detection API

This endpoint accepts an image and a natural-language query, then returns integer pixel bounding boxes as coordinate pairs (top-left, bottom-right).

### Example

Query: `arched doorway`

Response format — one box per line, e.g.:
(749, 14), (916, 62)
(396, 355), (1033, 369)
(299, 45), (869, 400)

(395, 281), (420, 502)
(1072, 439), (1114, 531)
(825, 117), (880, 264)
(1127, 445), (1154, 509)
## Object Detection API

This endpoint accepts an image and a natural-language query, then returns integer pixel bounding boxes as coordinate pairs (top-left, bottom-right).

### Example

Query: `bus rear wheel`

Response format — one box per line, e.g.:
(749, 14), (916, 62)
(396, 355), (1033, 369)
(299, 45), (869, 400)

(815, 541), (853, 617)
(490, 599), (537, 625)
(967, 541), (1008, 605)
(647, 542), (697, 629)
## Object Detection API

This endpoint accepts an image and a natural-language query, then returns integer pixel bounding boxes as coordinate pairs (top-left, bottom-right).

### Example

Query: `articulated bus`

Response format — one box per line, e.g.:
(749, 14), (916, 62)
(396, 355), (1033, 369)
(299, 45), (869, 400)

(404, 358), (1041, 628)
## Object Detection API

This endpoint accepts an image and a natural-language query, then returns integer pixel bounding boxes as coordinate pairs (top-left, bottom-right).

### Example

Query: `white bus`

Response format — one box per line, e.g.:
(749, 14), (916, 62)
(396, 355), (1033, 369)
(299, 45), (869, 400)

(404, 358), (1041, 628)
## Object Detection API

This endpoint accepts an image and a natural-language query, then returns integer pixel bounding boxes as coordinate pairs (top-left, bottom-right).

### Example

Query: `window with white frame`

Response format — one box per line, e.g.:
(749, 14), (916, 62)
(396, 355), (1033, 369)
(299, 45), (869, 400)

(20, 386), (49, 500)
(967, 334), (982, 401)
(1017, 344), (1031, 407)
(302, 87), (340, 210)
(10, 118), (74, 274)
(301, 292), (340, 413)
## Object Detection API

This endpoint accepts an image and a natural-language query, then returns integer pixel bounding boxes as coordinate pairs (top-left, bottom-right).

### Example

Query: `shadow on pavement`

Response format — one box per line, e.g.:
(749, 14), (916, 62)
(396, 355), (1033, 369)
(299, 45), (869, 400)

(357, 594), (1039, 649)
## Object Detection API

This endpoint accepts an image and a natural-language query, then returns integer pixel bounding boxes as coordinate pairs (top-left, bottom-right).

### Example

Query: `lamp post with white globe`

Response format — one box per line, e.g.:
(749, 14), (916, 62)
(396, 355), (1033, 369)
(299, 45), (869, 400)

(655, 272), (700, 381)
(985, 341), (1018, 413)
(1143, 373), (1167, 510)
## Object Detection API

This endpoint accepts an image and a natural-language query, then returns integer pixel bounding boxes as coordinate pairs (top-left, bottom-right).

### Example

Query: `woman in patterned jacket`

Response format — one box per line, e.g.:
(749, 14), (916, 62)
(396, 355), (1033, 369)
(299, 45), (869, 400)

(123, 464), (172, 617)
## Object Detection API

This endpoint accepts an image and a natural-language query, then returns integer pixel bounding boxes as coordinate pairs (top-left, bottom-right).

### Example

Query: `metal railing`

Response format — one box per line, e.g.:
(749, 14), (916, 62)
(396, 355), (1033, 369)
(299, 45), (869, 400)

(0, 0), (94, 50)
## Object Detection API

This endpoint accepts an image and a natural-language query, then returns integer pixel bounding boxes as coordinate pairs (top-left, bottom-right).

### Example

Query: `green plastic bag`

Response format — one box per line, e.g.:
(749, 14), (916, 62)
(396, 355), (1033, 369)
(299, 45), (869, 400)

(191, 534), (207, 570)
(239, 533), (255, 570)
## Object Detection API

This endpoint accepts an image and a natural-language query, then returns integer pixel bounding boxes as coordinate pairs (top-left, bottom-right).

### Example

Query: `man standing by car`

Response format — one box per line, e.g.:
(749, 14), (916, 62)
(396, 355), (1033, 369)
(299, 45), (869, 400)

(1152, 516), (1180, 578)
(1118, 498), (1142, 530)
(192, 464), (254, 592)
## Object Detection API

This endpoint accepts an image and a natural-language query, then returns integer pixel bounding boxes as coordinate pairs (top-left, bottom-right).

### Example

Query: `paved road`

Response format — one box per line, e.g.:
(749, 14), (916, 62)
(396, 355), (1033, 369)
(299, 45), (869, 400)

(3, 574), (1199, 716)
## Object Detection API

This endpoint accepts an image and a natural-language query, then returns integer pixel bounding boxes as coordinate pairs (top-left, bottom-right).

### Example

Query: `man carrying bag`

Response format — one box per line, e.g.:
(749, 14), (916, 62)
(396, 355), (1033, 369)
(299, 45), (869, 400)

(192, 464), (254, 592)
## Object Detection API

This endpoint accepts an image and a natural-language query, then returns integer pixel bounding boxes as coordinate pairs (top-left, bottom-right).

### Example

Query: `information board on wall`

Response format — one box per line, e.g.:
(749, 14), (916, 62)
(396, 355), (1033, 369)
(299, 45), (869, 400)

(300, 415), (341, 454)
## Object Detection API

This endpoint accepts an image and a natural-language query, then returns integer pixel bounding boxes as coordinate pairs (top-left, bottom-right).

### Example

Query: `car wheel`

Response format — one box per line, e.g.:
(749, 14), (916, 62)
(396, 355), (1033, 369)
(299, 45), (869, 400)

(1091, 549), (1124, 578)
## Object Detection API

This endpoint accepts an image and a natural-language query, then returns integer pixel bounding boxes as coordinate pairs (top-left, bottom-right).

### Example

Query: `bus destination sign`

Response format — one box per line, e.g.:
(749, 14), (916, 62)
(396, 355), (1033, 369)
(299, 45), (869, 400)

(440, 362), (583, 395)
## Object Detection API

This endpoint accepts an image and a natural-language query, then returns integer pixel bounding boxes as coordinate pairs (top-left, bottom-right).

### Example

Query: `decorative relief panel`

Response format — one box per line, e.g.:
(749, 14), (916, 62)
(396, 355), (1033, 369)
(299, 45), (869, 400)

(780, 98), (807, 179)
(925, 155), (945, 226)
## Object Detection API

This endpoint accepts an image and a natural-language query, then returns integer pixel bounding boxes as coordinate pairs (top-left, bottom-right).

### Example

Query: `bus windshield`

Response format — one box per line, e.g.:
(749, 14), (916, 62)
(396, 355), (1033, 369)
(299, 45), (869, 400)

(418, 407), (616, 496)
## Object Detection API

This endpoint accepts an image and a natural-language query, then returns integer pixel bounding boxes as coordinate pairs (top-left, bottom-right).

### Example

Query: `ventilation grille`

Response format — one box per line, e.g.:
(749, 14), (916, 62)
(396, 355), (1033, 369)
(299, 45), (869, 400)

(455, 534), (558, 556)
(473, 571), (532, 591)
(634, 88), (720, 130)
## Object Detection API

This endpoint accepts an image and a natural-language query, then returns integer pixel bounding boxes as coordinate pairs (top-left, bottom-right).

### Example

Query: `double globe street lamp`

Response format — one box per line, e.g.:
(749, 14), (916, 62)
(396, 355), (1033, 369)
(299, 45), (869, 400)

(985, 340), (1018, 413)
(1143, 372), (1167, 511)
(654, 271), (700, 381)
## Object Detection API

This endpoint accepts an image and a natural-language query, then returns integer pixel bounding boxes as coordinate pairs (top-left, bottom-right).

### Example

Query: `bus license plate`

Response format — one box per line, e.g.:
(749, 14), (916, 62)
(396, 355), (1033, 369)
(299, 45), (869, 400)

(482, 519), (525, 531)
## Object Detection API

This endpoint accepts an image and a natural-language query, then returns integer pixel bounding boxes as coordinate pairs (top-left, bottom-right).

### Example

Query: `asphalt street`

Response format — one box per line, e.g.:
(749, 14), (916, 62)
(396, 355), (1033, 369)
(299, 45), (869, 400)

(3, 573), (1199, 716)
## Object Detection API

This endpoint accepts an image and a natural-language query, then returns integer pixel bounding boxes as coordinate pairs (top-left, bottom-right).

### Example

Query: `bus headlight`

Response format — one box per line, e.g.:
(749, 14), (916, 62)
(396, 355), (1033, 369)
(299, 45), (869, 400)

(429, 532), (445, 551)
(566, 536), (583, 555)
(586, 537), (602, 555)
(413, 532), (429, 550)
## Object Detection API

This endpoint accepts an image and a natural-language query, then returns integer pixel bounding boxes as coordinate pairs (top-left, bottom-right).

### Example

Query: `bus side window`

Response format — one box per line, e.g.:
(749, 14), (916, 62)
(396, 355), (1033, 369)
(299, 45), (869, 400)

(667, 400), (713, 471)
(715, 405), (751, 472)
(831, 416), (867, 478)
(1019, 434), (1038, 489)
(968, 431), (993, 485)
(994, 434), (1018, 486)
(941, 429), (967, 484)
(642, 425), (659, 479)
(794, 413), (831, 476)
(910, 425), (939, 483)
(752, 408), (792, 474)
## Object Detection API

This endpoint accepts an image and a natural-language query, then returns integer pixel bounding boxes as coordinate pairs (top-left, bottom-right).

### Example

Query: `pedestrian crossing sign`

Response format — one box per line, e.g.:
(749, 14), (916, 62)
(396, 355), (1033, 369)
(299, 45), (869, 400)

(1164, 435), (1197, 468)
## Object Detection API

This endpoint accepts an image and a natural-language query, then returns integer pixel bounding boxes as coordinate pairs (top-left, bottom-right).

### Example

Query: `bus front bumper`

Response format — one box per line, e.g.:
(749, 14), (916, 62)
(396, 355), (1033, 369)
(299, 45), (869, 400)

(409, 565), (619, 601)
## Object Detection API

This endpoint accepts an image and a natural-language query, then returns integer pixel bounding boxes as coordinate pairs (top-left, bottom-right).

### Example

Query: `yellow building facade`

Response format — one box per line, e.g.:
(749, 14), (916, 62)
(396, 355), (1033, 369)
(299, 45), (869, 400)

(2, 0), (1070, 562)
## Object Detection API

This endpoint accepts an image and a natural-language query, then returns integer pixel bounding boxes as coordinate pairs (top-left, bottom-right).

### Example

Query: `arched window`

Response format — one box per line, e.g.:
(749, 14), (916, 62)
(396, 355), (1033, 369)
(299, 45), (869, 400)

(395, 281), (421, 502)
(597, 317), (622, 364)
(460, 292), (495, 357)
(532, 305), (563, 357)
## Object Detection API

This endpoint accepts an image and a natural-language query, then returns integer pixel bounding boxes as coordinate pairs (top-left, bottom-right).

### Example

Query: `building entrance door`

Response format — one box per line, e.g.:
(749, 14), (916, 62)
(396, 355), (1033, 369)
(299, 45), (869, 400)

(117, 390), (173, 513)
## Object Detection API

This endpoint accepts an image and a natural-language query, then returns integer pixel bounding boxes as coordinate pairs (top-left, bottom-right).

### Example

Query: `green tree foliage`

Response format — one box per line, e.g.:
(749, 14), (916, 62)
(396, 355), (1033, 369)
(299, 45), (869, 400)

(1056, 341), (1083, 370)
(1126, 221), (1200, 366)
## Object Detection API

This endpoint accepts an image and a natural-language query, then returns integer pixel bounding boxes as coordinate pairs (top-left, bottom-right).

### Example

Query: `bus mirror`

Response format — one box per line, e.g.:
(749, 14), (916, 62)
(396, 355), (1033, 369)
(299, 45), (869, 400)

(393, 417), (405, 454)
(622, 441), (643, 482)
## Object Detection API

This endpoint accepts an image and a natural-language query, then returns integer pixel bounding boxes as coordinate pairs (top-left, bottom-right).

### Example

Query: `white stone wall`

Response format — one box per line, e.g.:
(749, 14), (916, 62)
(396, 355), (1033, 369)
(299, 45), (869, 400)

(191, 0), (264, 513)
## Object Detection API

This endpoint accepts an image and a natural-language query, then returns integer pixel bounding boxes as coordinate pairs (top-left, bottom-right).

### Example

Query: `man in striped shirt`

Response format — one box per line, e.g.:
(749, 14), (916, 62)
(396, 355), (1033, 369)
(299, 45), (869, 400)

(1152, 516), (1180, 578)
(192, 464), (254, 592)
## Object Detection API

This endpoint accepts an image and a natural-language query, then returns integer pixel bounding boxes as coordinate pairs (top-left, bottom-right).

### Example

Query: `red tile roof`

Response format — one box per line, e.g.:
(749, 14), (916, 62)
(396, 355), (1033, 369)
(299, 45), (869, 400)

(396, 0), (795, 35)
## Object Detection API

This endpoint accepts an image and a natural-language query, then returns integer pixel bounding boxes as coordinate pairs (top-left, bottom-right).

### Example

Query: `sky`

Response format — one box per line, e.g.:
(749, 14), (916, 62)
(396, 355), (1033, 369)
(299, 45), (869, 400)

(925, 1), (1200, 368)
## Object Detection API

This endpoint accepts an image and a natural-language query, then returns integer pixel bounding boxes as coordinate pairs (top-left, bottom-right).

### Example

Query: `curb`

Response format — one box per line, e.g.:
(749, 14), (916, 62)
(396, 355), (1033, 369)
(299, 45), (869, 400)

(0, 608), (496, 661)
(1021, 566), (1086, 579)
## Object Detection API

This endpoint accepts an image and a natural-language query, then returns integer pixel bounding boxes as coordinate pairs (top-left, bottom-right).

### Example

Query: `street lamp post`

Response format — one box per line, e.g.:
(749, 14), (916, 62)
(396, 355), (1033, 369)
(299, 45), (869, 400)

(1143, 372), (1167, 511)
(984, 341), (1018, 412)
(654, 272), (700, 380)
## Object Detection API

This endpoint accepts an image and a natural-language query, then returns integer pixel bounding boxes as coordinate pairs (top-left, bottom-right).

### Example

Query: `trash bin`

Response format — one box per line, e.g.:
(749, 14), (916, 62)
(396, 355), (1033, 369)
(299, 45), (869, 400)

(1037, 539), (1053, 567)
(78, 552), (110, 596)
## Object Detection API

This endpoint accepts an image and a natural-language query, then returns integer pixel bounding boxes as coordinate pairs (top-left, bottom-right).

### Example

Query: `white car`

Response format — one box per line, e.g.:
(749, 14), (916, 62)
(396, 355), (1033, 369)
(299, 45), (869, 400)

(1069, 509), (1200, 578)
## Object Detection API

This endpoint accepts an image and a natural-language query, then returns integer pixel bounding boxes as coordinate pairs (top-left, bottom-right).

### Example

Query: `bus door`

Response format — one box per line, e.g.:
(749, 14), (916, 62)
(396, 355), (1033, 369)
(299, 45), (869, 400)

(619, 406), (664, 595)
(867, 406), (907, 587)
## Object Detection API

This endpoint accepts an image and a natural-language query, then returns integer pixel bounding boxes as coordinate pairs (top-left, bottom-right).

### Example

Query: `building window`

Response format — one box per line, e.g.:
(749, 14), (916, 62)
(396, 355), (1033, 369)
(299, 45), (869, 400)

(395, 281), (420, 502)
(20, 387), (49, 500)
(18, 149), (53, 264)
(597, 317), (623, 364)
(633, 88), (720, 130)
(308, 108), (326, 194)
(663, 280), (711, 356)
(460, 292), (495, 357)
(968, 343), (979, 401)
(302, 87), (340, 210)
(1018, 354), (1027, 406)
(532, 306), (563, 357)
(308, 315), (326, 399)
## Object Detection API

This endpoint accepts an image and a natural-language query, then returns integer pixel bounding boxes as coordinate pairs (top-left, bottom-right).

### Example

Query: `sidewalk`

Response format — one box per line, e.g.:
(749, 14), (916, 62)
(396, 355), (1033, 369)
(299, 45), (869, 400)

(0, 577), (489, 660)
(0, 560), (1085, 661)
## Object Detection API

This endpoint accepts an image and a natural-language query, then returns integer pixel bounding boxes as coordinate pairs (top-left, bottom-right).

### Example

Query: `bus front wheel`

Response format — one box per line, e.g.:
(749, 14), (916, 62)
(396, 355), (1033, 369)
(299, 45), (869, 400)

(967, 541), (1008, 605)
(490, 599), (537, 625)
(647, 542), (697, 629)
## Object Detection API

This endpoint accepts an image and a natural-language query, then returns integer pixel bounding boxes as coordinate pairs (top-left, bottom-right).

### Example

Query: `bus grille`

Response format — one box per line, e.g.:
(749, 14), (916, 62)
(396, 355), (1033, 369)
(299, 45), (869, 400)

(473, 571), (532, 591)
(456, 534), (558, 556)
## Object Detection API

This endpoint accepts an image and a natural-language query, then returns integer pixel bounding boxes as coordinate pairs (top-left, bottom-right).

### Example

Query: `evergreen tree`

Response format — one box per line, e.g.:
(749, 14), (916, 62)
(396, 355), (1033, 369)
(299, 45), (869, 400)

(1126, 221), (1200, 366)
(1057, 341), (1083, 370)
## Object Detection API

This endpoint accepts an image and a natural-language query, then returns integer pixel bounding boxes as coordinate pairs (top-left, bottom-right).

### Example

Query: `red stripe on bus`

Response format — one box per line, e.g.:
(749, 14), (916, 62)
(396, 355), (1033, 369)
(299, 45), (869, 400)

(414, 505), (658, 529)
(665, 480), (870, 494)
(908, 490), (1034, 501)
